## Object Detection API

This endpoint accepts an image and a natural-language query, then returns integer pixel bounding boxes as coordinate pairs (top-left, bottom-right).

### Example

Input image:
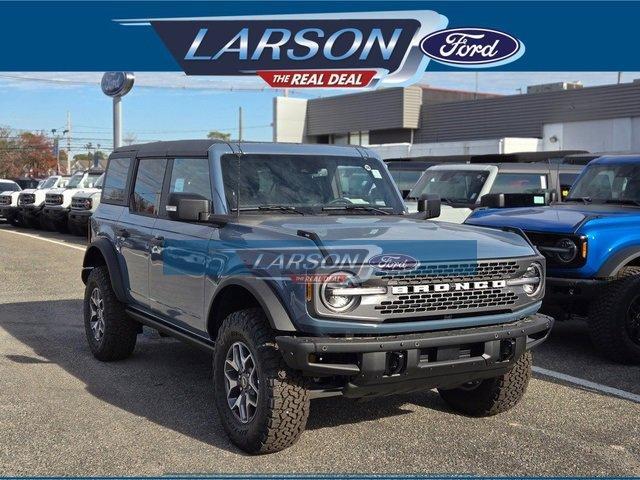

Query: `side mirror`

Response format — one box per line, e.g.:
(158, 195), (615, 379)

(417, 193), (441, 219)
(167, 193), (212, 222)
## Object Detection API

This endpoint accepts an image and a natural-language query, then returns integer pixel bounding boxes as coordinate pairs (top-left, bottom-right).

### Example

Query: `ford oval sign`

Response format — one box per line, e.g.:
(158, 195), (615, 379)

(369, 254), (418, 272)
(420, 28), (524, 67)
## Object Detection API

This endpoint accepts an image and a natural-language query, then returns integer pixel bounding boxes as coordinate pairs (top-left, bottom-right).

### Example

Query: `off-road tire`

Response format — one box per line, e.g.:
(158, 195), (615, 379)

(83, 266), (137, 361)
(213, 308), (310, 454)
(588, 266), (640, 364)
(438, 351), (532, 416)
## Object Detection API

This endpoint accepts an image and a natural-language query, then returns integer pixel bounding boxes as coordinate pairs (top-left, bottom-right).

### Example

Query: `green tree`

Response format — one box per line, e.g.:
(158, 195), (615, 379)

(207, 130), (231, 141)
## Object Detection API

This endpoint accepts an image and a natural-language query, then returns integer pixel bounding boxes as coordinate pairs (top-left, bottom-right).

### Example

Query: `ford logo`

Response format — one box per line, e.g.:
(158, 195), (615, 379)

(369, 254), (418, 271)
(420, 28), (524, 67)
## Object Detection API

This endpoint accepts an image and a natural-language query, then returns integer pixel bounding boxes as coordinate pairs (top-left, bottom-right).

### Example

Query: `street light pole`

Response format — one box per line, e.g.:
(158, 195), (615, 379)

(101, 72), (135, 151)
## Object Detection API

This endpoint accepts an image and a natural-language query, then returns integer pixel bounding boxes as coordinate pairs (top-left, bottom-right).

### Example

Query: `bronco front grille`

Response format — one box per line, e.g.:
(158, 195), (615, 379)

(0, 196), (11, 206)
(19, 193), (35, 205)
(72, 197), (88, 210)
(45, 194), (63, 206)
(375, 288), (518, 316)
(377, 260), (520, 285)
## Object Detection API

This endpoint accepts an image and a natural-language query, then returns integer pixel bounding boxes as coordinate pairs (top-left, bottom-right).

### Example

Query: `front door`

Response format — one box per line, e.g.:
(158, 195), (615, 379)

(148, 157), (215, 333)
(118, 157), (168, 307)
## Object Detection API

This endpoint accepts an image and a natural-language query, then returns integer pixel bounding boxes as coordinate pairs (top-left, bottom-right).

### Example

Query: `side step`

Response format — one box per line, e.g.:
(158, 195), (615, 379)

(125, 308), (215, 353)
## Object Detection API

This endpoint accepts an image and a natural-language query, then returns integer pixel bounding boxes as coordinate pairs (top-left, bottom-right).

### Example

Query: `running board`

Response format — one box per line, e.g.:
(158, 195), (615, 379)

(125, 308), (215, 353)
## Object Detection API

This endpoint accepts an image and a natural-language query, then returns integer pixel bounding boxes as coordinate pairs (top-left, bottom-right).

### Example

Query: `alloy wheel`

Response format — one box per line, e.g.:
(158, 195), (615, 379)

(224, 341), (259, 423)
(89, 288), (105, 342)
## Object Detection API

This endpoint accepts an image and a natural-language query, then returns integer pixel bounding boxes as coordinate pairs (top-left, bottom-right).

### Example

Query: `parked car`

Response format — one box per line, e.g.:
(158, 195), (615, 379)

(81, 140), (552, 453)
(68, 173), (104, 236)
(466, 155), (640, 364)
(406, 163), (584, 222)
(0, 179), (22, 225)
(17, 175), (69, 228)
(42, 169), (103, 232)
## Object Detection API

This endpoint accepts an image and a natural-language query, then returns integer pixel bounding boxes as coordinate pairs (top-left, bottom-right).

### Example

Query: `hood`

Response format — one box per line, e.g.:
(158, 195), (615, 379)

(232, 214), (535, 262)
(466, 203), (640, 233)
(72, 188), (101, 199)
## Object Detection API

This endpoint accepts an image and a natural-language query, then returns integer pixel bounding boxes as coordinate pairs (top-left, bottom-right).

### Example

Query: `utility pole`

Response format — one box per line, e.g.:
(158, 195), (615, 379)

(66, 111), (72, 174)
(617, 72), (623, 84)
(238, 106), (243, 141)
(51, 129), (60, 174)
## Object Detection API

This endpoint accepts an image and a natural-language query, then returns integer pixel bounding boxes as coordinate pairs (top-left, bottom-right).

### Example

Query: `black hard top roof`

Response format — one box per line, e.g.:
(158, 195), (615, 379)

(112, 140), (227, 158)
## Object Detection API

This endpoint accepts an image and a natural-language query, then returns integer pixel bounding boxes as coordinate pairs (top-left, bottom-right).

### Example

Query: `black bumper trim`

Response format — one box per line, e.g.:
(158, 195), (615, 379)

(276, 314), (552, 394)
(42, 207), (70, 221)
(68, 210), (92, 225)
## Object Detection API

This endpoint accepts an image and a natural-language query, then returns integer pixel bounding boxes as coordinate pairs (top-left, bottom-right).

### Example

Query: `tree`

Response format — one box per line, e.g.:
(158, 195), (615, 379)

(0, 129), (56, 178)
(207, 130), (231, 141)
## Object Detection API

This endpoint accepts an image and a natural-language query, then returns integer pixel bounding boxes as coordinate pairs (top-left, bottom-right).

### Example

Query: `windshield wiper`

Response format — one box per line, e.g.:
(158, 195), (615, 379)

(565, 196), (592, 204)
(604, 199), (640, 207)
(237, 205), (305, 215)
(321, 205), (391, 215)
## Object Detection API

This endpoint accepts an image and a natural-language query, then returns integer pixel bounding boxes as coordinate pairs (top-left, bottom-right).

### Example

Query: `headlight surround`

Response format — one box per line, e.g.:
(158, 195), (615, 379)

(319, 271), (359, 313)
(83, 198), (93, 210)
(521, 262), (543, 297)
(554, 238), (577, 263)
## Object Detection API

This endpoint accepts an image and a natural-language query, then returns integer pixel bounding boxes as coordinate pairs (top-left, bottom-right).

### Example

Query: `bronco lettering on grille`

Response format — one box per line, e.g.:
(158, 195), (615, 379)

(391, 280), (506, 295)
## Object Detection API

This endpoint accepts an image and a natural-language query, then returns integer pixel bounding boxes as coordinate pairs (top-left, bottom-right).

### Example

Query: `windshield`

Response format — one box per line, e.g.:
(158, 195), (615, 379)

(489, 173), (548, 194)
(221, 154), (403, 213)
(40, 176), (59, 189)
(387, 169), (424, 192)
(409, 169), (490, 204)
(568, 164), (640, 203)
(66, 172), (85, 188)
(0, 181), (20, 192)
(85, 173), (103, 188)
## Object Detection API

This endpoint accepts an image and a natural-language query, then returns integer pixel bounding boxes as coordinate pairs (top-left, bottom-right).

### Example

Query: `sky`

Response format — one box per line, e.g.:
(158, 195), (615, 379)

(1, 71), (639, 156)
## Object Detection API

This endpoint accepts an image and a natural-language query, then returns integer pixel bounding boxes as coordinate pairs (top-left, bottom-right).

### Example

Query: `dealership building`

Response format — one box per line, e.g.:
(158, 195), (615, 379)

(273, 80), (640, 158)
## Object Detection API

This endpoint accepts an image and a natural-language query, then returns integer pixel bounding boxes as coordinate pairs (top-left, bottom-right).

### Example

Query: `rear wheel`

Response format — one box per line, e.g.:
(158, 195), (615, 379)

(438, 351), (532, 416)
(83, 266), (138, 361)
(213, 308), (310, 454)
(588, 266), (640, 364)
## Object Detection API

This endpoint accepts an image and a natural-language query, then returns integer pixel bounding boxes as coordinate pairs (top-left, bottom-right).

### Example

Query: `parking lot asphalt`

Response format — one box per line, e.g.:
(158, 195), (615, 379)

(0, 222), (639, 476)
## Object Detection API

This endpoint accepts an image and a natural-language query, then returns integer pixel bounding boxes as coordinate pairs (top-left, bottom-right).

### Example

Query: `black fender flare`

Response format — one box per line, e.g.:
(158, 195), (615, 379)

(81, 237), (129, 303)
(208, 276), (297, 334)
(596, 246), (640, 278)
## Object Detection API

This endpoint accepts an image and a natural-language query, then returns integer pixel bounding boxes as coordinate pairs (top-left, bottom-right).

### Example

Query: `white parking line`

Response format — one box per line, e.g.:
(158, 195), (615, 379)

(0, 228), (86, 252)
(533, 366), (640, 404)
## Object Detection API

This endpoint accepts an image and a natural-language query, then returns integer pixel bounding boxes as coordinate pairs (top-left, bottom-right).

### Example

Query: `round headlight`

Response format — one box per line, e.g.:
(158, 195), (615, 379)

(83, 198), (92, 210)
(320, 271), (359, 312)
(522, 262), (543, 297)
(555, 238), (577, 263)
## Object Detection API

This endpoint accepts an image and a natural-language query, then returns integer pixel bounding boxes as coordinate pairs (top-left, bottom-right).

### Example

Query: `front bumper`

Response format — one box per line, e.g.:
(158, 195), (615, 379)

(0, 205), (18, 220)
(19, 204), (43, 219)
(543, 277), (606, 317)
(68, 209), (92, 226)
(42, 206), (70, 222)
(277, 313), (552, 398)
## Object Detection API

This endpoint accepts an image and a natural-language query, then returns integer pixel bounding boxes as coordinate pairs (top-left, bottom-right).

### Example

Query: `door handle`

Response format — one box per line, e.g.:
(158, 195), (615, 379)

(115, 227), (130, 238)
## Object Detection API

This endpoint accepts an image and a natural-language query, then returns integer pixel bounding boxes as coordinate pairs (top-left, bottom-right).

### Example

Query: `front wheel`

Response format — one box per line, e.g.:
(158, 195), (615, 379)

(588, 266), (640, 364)
(438, 351), (532, 416)
(213, 308), (310, 454)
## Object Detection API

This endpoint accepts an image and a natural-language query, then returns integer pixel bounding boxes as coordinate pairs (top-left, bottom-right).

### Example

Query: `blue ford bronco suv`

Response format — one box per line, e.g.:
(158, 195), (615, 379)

(81, 140), (552, 453)
(467, 155), (640, 364)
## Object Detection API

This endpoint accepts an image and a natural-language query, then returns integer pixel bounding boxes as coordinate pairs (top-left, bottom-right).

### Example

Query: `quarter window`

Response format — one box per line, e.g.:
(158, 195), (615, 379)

(102, 157), (132, 204)
(131, 158), (167, 216)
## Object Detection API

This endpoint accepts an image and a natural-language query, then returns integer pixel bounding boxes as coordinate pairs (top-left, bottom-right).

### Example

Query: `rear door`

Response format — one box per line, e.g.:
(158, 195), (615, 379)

(148, 157), (215, 332)
(117, 157), (168, 307)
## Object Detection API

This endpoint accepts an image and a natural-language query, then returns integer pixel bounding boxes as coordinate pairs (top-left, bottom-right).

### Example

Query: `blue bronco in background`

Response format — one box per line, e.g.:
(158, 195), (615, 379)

(81, 140), (551, 454)
(467, 155), (640, 364)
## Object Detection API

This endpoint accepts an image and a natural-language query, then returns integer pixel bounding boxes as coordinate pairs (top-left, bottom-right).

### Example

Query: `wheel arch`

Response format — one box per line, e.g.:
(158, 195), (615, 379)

(207, 277), (296, 341)
(597, 246), (640, 278)
(81, 237), (128, 303)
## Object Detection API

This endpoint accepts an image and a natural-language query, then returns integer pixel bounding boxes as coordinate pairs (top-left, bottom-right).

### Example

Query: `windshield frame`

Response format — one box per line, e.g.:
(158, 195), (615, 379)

(40, 176), (60, 189)
(567, 163), (640, 205)
(214, 150), (405, 216)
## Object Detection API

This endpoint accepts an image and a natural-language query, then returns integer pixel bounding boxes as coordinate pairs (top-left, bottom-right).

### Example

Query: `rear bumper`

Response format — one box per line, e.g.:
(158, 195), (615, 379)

(276, 313), (552, 398)
(68, 209), (92, 226)
(42, 206), (70, 222)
